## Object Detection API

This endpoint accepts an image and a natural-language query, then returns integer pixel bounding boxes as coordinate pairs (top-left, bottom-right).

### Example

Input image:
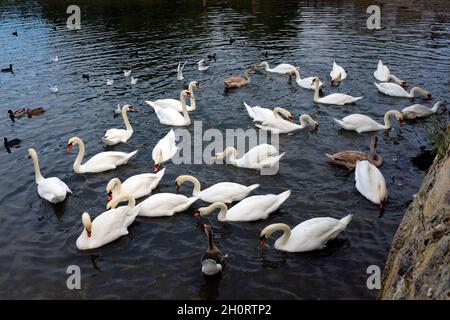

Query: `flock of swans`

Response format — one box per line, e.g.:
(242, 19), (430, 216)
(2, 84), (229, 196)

(20, 55), (446, 277)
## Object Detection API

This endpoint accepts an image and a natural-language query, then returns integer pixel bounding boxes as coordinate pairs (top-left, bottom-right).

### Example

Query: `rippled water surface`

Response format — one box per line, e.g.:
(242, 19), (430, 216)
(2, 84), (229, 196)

(0, 0), (449, 299)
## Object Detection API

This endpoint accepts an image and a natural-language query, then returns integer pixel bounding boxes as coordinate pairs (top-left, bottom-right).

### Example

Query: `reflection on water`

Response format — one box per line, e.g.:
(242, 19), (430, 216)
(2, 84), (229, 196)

(0, 0), (449, 299)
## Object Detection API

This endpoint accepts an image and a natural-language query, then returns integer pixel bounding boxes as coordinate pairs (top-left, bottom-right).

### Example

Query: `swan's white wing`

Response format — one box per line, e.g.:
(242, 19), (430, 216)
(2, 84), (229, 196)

(37, 177), (69, 203)
(152, 129), (178, 163)
(155, 107), (186, 126)
(82, 151), (135, 172)
(271, 64), (296, 74)
(199, 182), (254, 203)
(402, 104), (431, 118)
(137, 193), (196, 217)
(104, 128), (128, 140)
(355, 161), (386, 204)
(227, 194), (280, 221)
(319, 93), (360, 105)
(122, 172), (164, 199)
(375, 82), (408, 97)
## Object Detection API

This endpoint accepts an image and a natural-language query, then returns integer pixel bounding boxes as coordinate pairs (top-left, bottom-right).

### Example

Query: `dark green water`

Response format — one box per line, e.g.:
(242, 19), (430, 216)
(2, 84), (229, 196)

(0, 0), (449, 299)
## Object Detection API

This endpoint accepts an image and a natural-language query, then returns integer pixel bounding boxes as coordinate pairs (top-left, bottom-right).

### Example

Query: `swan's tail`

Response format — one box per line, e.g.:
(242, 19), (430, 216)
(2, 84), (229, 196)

(155, 167), (166, 180)
(247, 184), (260, 192)
(274, 190), (291, 208)
(352, 96), (364, 102)
(145, 100), (159, 111)
(126, 150), (138, 161)
(373, 82), (381, 90)
(333, 118), (345, 127)
(340, 214), (353, 227)
(166, 129), (176, 141)
(244, 102), (255, 119)
(325, 153), (335, 160)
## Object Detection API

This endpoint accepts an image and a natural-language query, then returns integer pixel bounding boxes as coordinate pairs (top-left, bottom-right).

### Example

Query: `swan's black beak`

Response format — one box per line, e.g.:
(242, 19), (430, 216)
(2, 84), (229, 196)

(28, 155), (31, 159)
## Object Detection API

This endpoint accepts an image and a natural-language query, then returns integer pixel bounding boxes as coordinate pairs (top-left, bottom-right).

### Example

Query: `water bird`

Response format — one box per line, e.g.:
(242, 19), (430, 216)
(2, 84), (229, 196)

(146, 81), (200, 112)
(147, 90), (192, 126)
(177, 61), (187, 80)
(12, 31), (18, 37)
(244, 103), (294, 123)
(355, 160), (388, 208)
(49, 85), (59, 93)
(207, 53), (216, 61)
(312, 77), (362, 105)
(152, 129), (179, 172)
(4, 137), (21, 148)
(123, 70), (131, 77)
(82, 74), (90, 81)
(259, 214), (352, 252)
(329, 61), (347, 86)
(113, 104), (121, 118)
(50, 56), (59, 63)
(255, 114), (319, 134)
(27, 148), (72, 203)
(402, 101), (447, 119)
(1, 64), (13, 73)
(8, 108), (26, 121)
(291, 68), (323, 90)
(256, 61), (296, 74)
(103, 105), (136, 146)
(224, 67), (254, 88)
(130, 77), (138, 85)
(198, 59), (209, 71)
(201, 224), (224, 276)
(106, 79), (114, 86)
(333, 110), (403, 133)
(374, 60), (408, 88)
(374, 82), (431, 99)
(135, 193), (198, 217)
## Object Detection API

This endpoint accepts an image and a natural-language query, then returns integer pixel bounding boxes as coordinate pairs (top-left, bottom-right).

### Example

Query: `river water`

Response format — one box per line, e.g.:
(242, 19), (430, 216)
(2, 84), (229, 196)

(0, 0), (449, 299)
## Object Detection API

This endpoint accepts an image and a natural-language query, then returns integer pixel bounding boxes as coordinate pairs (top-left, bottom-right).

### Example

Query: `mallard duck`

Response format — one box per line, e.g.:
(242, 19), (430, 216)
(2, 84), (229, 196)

(325, 136), (383, 170)
(224, 67), (255, 88)
(26, 107), (45, 116)
(8, 109), (26, 121)
(201, 224), (224, 276)
(4, 137), (21, 148)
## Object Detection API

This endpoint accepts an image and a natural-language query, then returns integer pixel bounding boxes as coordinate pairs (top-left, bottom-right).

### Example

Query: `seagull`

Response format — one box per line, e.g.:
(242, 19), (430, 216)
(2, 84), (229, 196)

(130, 77), (138, 85)
(177, 61), (186, 81)
(198, 59), (209, 72)
(49, 85), (59, 93)
(50, 56), (59, 63)
(106, 79), (114, 86)
(123, 70), (131, 77)
(113, 104), (121, 118)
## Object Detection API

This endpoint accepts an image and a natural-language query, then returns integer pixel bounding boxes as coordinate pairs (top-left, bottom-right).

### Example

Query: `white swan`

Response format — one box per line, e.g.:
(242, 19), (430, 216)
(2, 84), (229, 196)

(198, 59), (209, 71)
(175, 175), (259, 203)
(374, 82), (431, 99)
(355, 160), (388, 208)
(373, 60), (407, 87)
(76, 194), (138, 250)
(244, 102), (293, 123)
(147, 90), (191, 126)
(195, 190), (291, 222)
(312, 77), (363, 105)
(291, 68), (323, 90)
(333, 110), (403, 133)
(136, 193), (198, 217)
(177, 61), (186, 81)
(212, 144), (285, 171)
(147, 81), (200, 112)
(257, 61), (297, 74)
(152, 129), (179, 172)
(256, 114), (319, 134)
(402, 101), (446, 119)
(28, 148), (71, 203)
(330, 61), (347, 84)
(123, 70), (131, 77)
(106, 168), (165, 203)
(67, 137), (138, 173)
(259, 214), (352, 252)
(103, 104), (136, 146)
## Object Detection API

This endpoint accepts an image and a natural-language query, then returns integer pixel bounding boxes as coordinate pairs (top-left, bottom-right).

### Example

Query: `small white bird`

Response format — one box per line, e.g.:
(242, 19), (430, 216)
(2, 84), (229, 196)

(113, 104), (121, 118)
(198, 59), (209, 72)
(106, 79), (114, 86)
(50, 56), (59, 63)
(130, 77), (138, 85)
(123, 70), (131, 77)
(49, 85), (59, 93)
(177, 61), (186, 80)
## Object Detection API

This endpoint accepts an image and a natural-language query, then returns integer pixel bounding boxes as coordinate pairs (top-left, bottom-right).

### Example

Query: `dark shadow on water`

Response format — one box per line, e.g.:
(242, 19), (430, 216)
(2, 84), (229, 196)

(199, 273), (222, 300)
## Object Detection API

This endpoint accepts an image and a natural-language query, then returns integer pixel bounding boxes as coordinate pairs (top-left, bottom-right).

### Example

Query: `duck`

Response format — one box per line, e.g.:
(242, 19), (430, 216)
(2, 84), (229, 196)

(49, 85), (59, 93)
(8, 108), (26, 121)
(325, 136), (382, 170)
(330, 61), (347, 85)
(130, 77), (138, 85)
(207, 53), (216, 61)
(259, 214), (352, 252)
(195, 190), (291, 222)
(106, 79), (114, 86)
(76, 194), (139, 250)
(175, 175), (259, 203)
(255, 114), (319, 134)
(333, 110), (404, 133)
(82, 74), (90, 81)
(312, 77), (362, 105)
(113, 104), (121, 118)
(177, 61), (187, 81)
(224, 67), (254, 88)
(26, 107), (45, 117)
(355, 160), (388, 208)
(106, 168), (165, 203)
(147, 90), (192, 126)
(291, 68), (323, 90)
(146, 81), (200, 112)
(201, 224), (224, 276)
(50, 56), (59, 63)
(136, 193), (198, 217)
(402, 101), (446, 119)
(212, 144), (285, 172)
(257, 61), (296, 74)
(4, 137), (21, 148)
(152, 129), (179, 172)
(12, 31), (18, 37)
(1, 64), (13, 73)
(198, 59), (209, 71)
(244, 102), (294, 123)
(28, 148), (71, 203)
(374, 82), (431, 99)
(103, 104), (136, 146)
(373, 60), (408, 87)
(123, 70), (131, 77)
(67, 136), (138, 173)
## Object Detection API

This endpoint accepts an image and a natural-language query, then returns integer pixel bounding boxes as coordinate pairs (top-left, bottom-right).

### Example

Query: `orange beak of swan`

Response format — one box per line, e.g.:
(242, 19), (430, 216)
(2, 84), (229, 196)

(259, 236), (267, 247)
(107, 192), (112, 202)
(67, 143), (73, 153)
(153, 163), (159, 173)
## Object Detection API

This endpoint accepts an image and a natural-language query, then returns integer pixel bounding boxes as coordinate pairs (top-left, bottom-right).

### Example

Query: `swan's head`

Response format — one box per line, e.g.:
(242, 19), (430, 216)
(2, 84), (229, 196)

(106, 178), (120, 201)
(123, 105), (136, 112)
(181, 90), (192, 98)
(311, 76), (321, 86)
(395, 111), (404, 127)
(401, 81), (408, 89)
(27, 148), (37, 159)
(257, 61), (268, 68)
(82, 212), (92, 238)
(7, 110), (13, 115)
(67, 137), (80, 152)
(194, 81), (202, 89)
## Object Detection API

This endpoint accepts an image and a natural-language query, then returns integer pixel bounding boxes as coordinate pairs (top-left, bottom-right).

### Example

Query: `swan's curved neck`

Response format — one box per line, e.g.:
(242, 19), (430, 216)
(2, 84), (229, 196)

(73, 139), (85, 173)
(273, 107), (289, 120)
(154, 147), (162, 164)
(409, 87), (426, 98)
(389, 74), (403, 85)
(383, 110), (399, 129)
(188, 82), (196, 109)
(180, 92), (190, 122)
(30, 152), (45, 184)
(111, 179), (122, 198)
(204, 202), (228, 221)
(177, 175), (202, 196)
(113, 194), (135, 208)
(368, 137), (382, 166)
(122, 108), (133, 132)
(261, 62), (269, 71)
(291, 68), (301, 80)
(313, 80), (321, 102)
(265, 223), (291, 245)
(431, 101), (443, 113)
(298, 115), (311, 128)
